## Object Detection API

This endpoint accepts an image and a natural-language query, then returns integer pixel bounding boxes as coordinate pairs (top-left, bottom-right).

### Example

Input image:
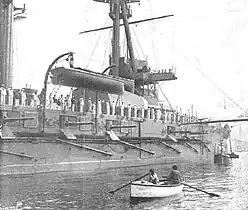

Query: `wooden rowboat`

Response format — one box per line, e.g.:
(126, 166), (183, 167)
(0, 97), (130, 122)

(130, 180), (183, 198)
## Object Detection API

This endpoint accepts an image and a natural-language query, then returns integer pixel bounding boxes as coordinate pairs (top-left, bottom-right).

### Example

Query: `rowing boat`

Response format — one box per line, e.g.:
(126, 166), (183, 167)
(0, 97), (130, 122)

(130, 180), (183, 198)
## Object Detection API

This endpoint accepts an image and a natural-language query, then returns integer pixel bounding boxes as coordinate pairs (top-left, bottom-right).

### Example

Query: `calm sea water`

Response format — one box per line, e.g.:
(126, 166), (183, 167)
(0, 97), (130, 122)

(1, 152), (248, 210)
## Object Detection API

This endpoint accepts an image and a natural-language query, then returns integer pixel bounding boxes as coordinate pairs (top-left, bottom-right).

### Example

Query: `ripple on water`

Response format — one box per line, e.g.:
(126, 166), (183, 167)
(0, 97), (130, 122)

(0, 152), (248, 209)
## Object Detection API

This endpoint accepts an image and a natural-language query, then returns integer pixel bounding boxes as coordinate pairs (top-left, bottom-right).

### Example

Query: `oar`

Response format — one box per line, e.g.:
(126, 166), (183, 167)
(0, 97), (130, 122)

(182, 183), (220, 197)
(109, 173), (149, 194)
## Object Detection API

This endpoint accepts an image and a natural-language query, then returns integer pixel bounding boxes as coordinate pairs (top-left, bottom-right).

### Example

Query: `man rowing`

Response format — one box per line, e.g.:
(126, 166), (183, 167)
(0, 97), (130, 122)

(148, 168), (159, 184)
(164, 165), (183, 184)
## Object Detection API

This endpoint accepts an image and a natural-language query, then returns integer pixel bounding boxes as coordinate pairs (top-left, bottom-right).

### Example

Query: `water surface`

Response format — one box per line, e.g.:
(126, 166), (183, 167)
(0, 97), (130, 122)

(1, 152), (248, 209)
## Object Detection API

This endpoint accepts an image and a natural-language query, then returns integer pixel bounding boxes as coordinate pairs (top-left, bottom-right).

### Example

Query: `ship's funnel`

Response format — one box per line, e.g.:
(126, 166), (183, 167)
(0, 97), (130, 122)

(0, 1), (14, 88)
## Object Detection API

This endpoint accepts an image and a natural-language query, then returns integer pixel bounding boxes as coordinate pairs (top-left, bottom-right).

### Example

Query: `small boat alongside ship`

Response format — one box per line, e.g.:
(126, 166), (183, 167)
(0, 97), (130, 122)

(110, 172), (220, 201)
(130, 180), (183, 198)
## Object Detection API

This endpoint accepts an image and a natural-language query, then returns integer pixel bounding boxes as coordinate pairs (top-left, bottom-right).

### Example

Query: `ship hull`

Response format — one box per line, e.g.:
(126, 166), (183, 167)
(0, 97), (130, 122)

(0, 106), (216, 176)
(0, 136), (213, 176)
(0, 155), (191, 176)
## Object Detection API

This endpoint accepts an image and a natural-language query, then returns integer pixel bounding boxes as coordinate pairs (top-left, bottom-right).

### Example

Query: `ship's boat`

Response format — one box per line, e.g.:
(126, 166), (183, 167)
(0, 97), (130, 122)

(50, 67), (136, 95)
(130, 180), (183, 198)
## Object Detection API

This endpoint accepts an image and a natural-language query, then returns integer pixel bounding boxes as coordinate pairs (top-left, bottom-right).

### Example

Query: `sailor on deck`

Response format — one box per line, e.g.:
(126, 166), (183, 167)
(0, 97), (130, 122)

(71, 96), (76, 111)
(20, 89), (26, 106)
(7, 87), (13, 106)
(14, 90), (20, 106)
(33, 91), (40, 106)
(0, 85), (6, 105)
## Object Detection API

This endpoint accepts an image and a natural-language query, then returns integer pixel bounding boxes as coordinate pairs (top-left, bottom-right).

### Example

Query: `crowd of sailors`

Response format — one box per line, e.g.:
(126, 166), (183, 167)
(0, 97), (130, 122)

(0, 84), (198, 124)
(150, 67), (175, 74)
(48, 93), (198, 124)
(0, 85), (40, 107)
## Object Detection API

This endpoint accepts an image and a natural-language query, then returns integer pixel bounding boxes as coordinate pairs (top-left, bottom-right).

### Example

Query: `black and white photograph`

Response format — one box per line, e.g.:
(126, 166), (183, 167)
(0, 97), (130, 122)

(0, 0), (248, 209)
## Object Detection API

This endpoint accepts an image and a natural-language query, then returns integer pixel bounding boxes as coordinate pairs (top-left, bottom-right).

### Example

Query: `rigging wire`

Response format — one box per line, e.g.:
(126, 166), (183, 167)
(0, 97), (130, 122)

(101, 27), (111, 70)
(121, 29), (127, 58)
(131, 35), (140, 60)
(157, 82), (174, 110)
(85, 17), (109, 68)
(194, 57), (248, 116)
(147, 0), (173, 109)
(131, 26), (146, 59)
(230, 122), (247, 128)
(148, 0), (159, 69)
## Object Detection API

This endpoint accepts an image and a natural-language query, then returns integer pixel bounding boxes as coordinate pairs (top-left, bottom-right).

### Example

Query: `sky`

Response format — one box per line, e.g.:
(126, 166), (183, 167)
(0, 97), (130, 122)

(13, 0), (248, 122)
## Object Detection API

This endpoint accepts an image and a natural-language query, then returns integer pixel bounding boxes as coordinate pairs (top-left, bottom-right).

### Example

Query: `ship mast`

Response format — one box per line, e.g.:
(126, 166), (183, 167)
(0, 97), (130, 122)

(109, 0), (120, 76)
(93, 0), (177, 103)
(94, 0), (139, 78)
(120, 0), (136, 79)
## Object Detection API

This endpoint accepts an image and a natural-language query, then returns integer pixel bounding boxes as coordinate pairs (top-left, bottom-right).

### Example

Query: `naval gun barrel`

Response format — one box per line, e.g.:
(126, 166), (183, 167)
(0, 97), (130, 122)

(180, 118), (248, 125)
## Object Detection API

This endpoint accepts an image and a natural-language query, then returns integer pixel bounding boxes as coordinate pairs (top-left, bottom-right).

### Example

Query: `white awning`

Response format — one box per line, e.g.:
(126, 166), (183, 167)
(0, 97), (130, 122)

(109, 91), (148, 109)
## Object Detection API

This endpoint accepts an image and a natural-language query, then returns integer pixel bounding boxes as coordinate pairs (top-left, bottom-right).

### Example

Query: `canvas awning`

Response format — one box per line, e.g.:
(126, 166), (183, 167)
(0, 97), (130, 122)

(143, 95), (160, 109)
(109, 91), (148, 109)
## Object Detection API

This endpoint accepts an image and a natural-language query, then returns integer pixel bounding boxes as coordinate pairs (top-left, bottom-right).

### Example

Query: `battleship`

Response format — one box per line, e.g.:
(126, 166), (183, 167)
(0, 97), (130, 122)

(0, 0), (244, 175)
